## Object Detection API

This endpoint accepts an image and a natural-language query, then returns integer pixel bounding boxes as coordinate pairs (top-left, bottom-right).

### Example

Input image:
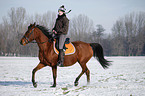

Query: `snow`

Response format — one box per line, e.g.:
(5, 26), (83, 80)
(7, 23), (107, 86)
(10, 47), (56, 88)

(0, 56), (145, 96)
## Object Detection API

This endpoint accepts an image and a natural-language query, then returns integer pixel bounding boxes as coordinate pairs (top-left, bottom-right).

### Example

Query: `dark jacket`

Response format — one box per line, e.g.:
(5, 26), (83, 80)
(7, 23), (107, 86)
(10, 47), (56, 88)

(53, 14), (69, 35)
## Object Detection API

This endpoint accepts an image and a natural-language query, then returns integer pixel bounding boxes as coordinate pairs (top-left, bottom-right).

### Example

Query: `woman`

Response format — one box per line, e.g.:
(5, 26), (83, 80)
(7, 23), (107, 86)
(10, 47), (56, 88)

(52, 5), (70, 67)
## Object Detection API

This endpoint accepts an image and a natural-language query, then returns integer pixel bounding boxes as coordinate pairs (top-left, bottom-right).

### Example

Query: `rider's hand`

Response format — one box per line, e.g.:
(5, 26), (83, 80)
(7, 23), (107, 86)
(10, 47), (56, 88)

(53, 30), (57, 34)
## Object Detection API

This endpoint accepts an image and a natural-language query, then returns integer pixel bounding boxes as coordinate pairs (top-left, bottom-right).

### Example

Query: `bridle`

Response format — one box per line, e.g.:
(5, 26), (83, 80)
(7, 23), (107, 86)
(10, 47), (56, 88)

(23, 28), (35, 43)
(23, 27), (50, 44)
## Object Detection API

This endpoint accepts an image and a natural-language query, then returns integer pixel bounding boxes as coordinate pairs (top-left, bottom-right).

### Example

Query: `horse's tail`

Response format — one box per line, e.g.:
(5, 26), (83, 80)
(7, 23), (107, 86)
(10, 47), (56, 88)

(90, 43), (111, 69)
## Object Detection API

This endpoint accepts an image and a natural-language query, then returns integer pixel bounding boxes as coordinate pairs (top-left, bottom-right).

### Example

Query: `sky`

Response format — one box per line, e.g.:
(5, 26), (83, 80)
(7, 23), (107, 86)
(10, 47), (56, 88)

(0, 0), (145, 33)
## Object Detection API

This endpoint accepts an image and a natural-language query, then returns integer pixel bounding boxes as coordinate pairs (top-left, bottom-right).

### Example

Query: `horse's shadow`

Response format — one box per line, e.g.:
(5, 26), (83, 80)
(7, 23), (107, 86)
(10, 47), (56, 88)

(0, 81), (32, 86)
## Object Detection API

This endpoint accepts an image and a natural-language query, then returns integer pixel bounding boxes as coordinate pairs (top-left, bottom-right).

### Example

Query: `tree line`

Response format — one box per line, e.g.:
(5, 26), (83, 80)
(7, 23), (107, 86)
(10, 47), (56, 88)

(0, 7), (145, 56)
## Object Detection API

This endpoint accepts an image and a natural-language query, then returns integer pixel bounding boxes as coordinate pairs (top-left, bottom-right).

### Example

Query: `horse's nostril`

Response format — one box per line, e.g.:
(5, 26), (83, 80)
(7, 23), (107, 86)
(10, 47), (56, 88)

(20, 40), (22, 45)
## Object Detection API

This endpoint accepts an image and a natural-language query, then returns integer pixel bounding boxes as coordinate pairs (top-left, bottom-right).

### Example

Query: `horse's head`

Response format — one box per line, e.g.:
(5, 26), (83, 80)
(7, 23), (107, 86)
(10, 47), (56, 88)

(20, 23), (37, 46)
(20, 22), (54, 46)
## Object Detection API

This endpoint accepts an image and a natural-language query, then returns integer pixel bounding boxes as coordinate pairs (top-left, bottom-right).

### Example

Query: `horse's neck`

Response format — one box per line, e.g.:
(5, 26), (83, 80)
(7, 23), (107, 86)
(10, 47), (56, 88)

(35, 29), (51, 51)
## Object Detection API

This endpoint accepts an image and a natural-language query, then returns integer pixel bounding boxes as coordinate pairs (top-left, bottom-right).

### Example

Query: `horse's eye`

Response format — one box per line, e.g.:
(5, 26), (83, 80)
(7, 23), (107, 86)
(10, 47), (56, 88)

(26, 30), (29, 34)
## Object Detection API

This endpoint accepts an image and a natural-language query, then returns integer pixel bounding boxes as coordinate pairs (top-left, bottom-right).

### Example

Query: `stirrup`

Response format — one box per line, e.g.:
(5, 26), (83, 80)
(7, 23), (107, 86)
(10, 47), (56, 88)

(57, 61), (64, 67)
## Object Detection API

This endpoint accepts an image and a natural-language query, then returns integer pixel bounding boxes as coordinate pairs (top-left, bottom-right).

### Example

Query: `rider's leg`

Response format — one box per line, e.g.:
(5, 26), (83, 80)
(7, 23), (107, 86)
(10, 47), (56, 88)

(57, 34), (66, 67)
(59, 34), (67, 49)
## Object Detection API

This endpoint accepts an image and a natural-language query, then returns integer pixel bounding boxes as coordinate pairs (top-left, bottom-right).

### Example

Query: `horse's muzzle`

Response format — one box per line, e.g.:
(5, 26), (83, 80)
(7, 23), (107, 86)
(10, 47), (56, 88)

(20, 38), (27, 46)
(20, 40), (23, 45)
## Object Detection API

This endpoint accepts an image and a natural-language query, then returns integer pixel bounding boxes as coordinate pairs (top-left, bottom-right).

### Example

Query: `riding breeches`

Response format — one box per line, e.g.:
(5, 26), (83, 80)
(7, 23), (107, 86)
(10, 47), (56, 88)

(59, 34), (67, 49)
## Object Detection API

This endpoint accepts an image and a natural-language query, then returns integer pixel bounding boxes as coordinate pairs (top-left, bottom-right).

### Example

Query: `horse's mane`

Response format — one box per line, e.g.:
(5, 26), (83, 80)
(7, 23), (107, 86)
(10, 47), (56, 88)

(36, 25), (50, 33)
(36, 25), (51, 38)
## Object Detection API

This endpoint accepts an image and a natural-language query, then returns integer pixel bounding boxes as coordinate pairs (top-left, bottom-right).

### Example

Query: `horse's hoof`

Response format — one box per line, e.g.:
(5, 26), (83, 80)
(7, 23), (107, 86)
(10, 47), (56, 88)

(33, 82), (37, 88)
(74, 82), (78, 86)
(87, 82), (90, 85)
(50, 84), (56, 88)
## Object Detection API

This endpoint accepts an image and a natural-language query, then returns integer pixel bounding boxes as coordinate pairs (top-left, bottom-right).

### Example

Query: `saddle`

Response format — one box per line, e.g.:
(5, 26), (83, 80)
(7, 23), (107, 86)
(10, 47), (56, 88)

(54, 38), (76, 55)
(40, 31), (76, 55)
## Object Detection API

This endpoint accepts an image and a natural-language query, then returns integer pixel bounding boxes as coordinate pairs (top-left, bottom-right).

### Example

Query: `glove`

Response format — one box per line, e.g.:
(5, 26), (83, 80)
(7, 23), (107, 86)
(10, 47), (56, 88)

(52, 30), (57, 34)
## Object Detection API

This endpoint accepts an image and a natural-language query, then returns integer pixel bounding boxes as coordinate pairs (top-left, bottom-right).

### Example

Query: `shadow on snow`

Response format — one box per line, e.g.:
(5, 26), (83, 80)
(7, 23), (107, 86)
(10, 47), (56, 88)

(0, 81), (32, 86)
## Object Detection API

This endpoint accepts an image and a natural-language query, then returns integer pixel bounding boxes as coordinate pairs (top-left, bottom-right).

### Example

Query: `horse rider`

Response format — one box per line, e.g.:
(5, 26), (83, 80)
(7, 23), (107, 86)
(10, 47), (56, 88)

(52, 5), (70, 67)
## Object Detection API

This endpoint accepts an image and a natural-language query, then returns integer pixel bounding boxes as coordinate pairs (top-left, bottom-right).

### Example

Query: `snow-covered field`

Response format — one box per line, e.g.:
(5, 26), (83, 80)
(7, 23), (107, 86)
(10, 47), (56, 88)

(0, 56), (145, 96)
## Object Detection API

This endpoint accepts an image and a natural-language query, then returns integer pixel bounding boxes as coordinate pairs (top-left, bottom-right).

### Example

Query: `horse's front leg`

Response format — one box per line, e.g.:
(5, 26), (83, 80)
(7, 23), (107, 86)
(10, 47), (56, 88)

(51, 66), (57, 87)
(32, 63), (45, 88)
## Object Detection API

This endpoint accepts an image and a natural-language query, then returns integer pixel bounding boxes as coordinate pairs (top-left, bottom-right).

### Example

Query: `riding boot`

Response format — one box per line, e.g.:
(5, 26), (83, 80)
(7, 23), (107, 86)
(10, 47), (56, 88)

(57, 49), (64, 67)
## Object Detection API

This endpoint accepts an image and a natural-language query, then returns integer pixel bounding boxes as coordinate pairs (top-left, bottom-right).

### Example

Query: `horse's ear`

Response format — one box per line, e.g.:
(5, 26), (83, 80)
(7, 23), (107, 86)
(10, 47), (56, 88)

(34, 22), (36, 26)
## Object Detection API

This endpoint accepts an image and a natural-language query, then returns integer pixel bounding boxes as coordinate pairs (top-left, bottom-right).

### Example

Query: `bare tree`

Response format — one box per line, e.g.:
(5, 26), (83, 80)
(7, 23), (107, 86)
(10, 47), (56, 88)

(69, 14), (94, 42)
(92, 24), (105, 43)
(7, 7), (26, 54)
(8, 7), (26, 35)
(112, 12), (145, 56)
(34, 11), (56, 29)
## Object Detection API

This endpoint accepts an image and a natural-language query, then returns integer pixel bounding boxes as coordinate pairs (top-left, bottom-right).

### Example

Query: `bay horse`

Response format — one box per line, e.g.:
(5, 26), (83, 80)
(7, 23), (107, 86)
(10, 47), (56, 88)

(20, 23), (111, 87)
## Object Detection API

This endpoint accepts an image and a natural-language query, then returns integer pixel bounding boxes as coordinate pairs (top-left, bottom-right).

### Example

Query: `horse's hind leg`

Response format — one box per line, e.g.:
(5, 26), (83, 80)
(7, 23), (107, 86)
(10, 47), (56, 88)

(74, 64), (90, 86)
(32, 63), (45, 88)
(85, 67), (90, 84)
(74, 70), (85, 86)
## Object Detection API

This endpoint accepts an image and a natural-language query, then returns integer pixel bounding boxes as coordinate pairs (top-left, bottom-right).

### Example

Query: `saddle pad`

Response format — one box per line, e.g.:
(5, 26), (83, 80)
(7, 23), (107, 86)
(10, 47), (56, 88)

(53, 41), (76, 55)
